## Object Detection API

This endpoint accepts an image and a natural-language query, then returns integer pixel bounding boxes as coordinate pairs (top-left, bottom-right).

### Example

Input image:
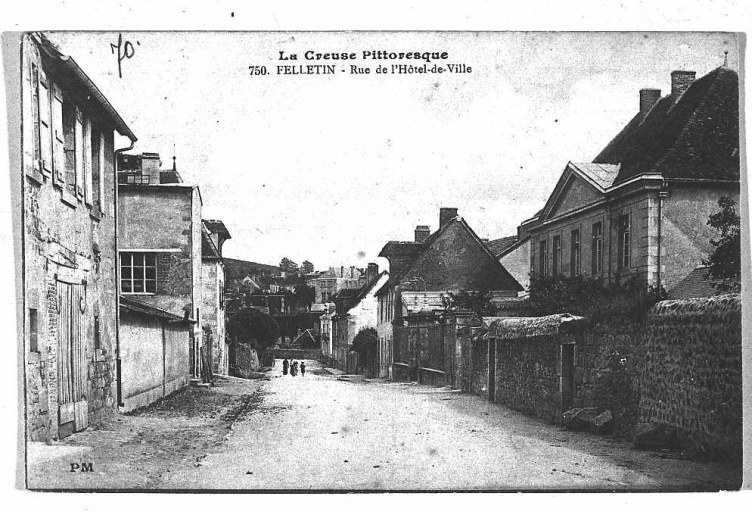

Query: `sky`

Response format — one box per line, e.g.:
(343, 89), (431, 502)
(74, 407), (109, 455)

(45, 31), (740, 271)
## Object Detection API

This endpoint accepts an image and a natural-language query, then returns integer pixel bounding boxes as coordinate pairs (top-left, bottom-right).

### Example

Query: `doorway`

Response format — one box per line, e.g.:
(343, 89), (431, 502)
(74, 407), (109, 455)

(56, 281), (88, 438)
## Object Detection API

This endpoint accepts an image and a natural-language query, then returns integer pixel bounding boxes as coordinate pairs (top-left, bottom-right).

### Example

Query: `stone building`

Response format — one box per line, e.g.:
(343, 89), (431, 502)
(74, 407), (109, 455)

(522, 66), (740, 293)
(117, 152), (206, 382)
(202, 219), (232, 375)
(377, 208), (523, 379)
(309, 265), (364, 304)
(17, 33), (137, 440)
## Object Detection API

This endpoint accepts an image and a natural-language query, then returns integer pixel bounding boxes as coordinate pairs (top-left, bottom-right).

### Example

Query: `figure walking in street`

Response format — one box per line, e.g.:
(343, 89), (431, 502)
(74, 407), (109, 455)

(300, 361), (306, 377)
(282, 358), (289, 376)
(291, 360), (298, 376)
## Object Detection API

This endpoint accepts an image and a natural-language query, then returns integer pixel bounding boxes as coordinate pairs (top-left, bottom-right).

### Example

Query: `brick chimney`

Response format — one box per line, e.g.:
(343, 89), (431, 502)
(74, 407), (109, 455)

(671, 71), (696, 102)
(439, 207), (458, 227)
(639, 88), (661, 115)
(414, 225), (430, 243)
(366, 263), (379, 283)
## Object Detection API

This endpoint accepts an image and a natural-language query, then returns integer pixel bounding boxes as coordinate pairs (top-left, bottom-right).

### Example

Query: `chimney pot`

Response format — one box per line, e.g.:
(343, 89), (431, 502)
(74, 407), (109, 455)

(639, 88), (661, 115)
(439, 207), (458, 227)
(670, 70), (696, 102)
(414, 225), (431, 243)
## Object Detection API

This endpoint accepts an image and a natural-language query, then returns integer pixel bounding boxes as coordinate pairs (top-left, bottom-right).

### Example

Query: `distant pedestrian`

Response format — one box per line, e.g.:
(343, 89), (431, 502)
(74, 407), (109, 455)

(291, 360), (298, 376)
(300, 362), (306, 377)
(282, 358), (289, 376)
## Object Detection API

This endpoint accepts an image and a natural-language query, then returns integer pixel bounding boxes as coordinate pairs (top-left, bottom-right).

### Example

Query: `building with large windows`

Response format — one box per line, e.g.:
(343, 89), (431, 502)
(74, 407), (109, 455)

(522, 65), (740, 293)
(117, 152), (205, 408)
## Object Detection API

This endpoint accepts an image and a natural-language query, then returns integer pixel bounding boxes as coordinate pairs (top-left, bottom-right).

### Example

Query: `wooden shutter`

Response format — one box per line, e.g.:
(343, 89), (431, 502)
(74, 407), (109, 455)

(51, 84), (65, 186)
(38, 69), (53, 176)
(84, 118), (93, 205)
(24, 62), (43, 182)
(99, 133), (106, 214)
(74, 107), (84, 199)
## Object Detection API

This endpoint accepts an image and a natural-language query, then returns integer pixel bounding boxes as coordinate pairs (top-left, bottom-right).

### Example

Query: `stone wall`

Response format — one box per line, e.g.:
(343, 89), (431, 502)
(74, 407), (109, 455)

(21, 34), (119, 441)
(494, 335), (561, 423)
(638, 295), (742, 459)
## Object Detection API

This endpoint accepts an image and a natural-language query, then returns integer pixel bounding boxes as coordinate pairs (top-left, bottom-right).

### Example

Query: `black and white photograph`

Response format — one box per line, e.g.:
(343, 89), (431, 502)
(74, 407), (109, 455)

(2, 2), (749, 498)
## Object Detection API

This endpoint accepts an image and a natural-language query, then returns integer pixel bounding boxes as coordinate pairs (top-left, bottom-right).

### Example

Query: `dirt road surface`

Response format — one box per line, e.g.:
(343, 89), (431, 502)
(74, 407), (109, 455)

(26, 358), (741, 491)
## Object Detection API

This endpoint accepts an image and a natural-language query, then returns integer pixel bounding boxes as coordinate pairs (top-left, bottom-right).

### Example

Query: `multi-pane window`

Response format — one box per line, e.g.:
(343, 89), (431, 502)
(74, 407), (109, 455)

(120, 252), (157, 293)
(539, 240), (548, 276)
(592, 222), (603, 275)
(570, 229), (581, 276)
(619, 213), (632, 269)
(552, 235), (561, 276)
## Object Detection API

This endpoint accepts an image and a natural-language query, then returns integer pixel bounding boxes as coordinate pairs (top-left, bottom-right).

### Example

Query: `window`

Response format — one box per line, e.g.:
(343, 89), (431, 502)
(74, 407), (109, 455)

(62, 100), (77, 193)
(29, 309), (39, 353)
(552, 235), (561, 276)
(570, 229), (581, 276)
(592, 222), (603, 275)
(31, 64), (41, 165)
(539, 240), (548, 276)
(219, 281), (225, 310)
(619, 213), (631, 269)
(120, 252), (157, 293)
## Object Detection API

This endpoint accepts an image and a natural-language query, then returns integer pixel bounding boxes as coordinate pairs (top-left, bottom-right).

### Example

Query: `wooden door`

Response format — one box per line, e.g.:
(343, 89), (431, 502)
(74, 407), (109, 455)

(56, 281), (88, 437)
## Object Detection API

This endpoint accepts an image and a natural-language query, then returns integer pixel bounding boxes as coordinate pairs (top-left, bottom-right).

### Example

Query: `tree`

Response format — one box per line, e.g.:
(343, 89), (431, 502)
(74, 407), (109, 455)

(301, 260), (315, 274)
(279, 257), (299, 275)
(704, 196), (741, 293)
(226, 307), (280, 351)
(443, 290), (497, 316)
(352, 327), (378, 357)
(293, 284), (316, 310)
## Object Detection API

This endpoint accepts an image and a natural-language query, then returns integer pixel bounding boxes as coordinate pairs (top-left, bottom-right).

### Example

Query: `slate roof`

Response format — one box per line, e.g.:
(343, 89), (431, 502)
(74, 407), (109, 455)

(379, 216), (523, 292)
(486, 236), (518, 258)
(594, 66), (739, 185)
(668, 266), (719, 300)
(203, 219), (231, 239)
(568, 162), (621, 190)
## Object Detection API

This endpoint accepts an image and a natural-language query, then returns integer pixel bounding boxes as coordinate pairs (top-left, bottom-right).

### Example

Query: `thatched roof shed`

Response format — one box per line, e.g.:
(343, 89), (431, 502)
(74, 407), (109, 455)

(649, 293), (740, 319)
(483, 313), (587, 340)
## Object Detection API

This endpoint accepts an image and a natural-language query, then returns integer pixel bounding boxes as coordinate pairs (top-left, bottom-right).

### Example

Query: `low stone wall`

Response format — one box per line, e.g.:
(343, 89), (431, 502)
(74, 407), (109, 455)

(495, 335), (561, 423)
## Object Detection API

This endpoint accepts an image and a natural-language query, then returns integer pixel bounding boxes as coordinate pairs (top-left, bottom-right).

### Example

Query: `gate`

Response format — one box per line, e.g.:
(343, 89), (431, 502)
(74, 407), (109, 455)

(56, 281), (88, 438)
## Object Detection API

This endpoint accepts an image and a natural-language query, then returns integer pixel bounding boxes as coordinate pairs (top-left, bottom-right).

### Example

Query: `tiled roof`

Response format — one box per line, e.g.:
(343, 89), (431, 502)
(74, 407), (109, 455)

(594, 66), (739, 185)
(486, 236), (518, 258)
(669, 266), (719, 300)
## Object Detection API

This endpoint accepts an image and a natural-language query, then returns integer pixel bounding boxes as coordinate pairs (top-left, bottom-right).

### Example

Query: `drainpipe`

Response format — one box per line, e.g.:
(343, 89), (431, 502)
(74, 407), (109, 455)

(657, 184), (668, 291)
(114, 136), (136, 407)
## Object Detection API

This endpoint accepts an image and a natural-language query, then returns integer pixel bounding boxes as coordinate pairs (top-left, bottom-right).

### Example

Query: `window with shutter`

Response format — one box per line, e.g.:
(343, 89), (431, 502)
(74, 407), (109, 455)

(51, 84), (65, 187)
(84, 119), (93, 206)
(98, 133), (106, 215)
(62, 100), (77, 206)
(90, 125), (101, 215)
(25, 62), (44, 184)
(38, 69), (53, 176)
(74, 107), (84, 200)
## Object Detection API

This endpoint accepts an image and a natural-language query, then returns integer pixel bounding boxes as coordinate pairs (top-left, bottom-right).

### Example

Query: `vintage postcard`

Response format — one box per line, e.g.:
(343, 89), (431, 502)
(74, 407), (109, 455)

(6, 29), (745, 492)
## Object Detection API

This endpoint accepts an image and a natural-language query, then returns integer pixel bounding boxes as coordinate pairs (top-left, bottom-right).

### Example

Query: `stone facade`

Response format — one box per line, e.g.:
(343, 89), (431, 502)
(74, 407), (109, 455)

(202, 260), (227, 374)
(18, 33), (135, 441)
(118, 174), (204, 378)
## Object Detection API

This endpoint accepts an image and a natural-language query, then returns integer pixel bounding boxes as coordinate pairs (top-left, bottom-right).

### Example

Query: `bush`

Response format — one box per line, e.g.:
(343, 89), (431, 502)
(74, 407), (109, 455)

(352, 327), (378, 356)
(529, 274), (666, 321)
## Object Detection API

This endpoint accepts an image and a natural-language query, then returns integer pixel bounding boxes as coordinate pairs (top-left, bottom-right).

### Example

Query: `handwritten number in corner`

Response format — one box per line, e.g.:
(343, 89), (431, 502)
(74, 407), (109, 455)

(110, 33), (138, 79)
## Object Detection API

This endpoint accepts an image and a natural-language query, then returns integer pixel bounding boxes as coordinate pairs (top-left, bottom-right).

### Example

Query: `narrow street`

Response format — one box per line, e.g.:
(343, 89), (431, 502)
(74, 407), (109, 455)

(27, 359), (740, 491)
